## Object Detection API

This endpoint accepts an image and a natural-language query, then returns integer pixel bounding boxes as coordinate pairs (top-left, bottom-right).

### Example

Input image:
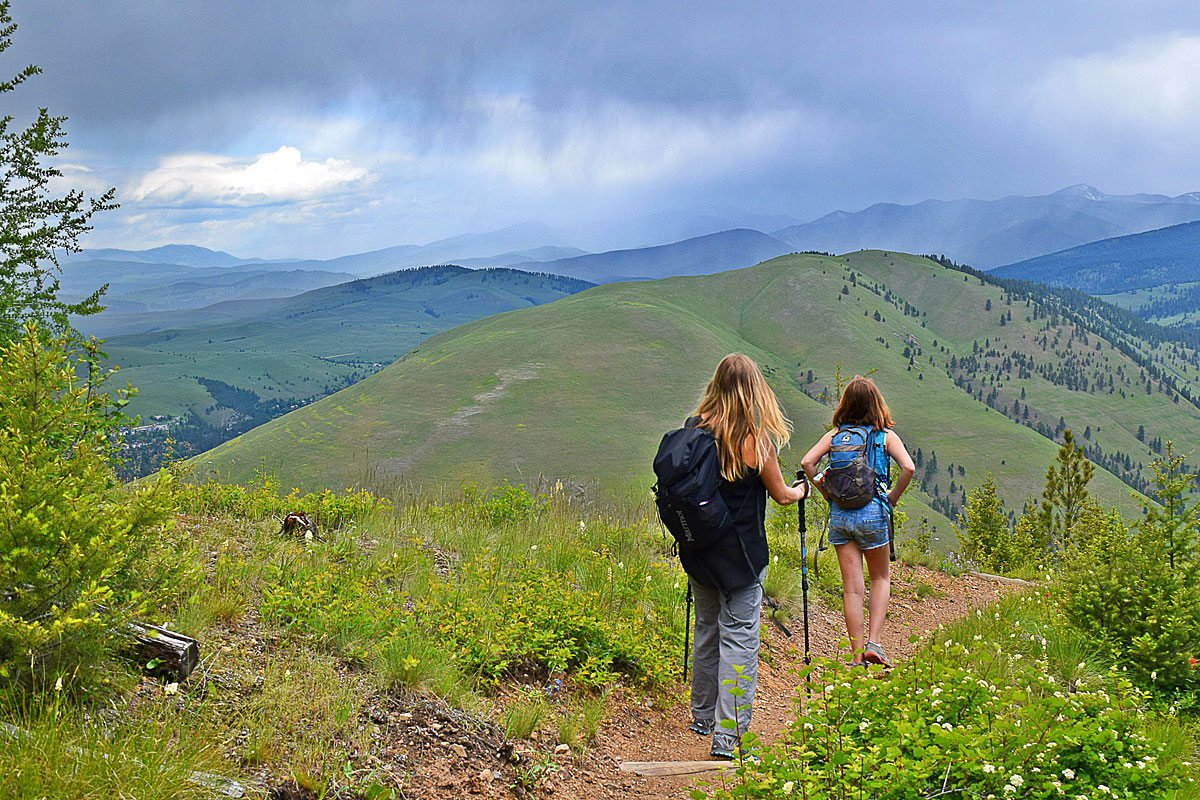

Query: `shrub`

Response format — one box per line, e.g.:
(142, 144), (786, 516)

(458, 481), (546, 525)
(259, 537), (682, 693)
(699, 639), (1183, 798)
(958, 474), (1032, 574)
(0, 325), (183, 686)
(1059, 446), (1200, 696)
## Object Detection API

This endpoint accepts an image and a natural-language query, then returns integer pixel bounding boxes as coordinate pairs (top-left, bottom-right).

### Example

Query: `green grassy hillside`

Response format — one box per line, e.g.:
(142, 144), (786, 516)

(194, 252), (1200, 531)
(104, 266), (592, 427)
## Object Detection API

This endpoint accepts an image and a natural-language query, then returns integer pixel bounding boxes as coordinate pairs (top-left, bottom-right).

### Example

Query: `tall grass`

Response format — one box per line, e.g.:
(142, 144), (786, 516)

(0, 691), (223, 800)
(176, 479), (687, 702)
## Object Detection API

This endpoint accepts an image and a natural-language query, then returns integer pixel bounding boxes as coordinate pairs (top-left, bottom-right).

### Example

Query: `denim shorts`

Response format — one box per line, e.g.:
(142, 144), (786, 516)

(828, 500), (890, 550)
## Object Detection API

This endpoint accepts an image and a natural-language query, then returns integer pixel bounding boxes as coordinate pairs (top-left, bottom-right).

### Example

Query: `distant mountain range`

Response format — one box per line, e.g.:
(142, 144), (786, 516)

(990, 219), (1200, 329)
(71, 185), (1200, 289)
(508, 229), (794, 283)
(771, 185), (1200, 269)
(61, 260), (355, 313)
(991, 219), (1200, 293)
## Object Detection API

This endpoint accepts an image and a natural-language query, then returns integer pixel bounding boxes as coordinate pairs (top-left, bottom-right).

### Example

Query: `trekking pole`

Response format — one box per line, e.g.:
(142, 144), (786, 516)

(683, 583), (693, 682)
(797, 472), (812, 680)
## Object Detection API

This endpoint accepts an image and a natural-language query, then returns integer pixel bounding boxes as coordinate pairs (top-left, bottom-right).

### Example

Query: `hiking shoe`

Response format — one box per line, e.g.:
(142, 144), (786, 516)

(864, 641), (892, 667)
(710, 745), (736, 760)
(710, 747), (760, 764)
(689, 720), (715, 736)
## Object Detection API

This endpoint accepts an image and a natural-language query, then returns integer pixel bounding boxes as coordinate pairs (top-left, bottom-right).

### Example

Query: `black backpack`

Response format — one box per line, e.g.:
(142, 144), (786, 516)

(652, 421), (735, 551)
(824, 424), (887, 509)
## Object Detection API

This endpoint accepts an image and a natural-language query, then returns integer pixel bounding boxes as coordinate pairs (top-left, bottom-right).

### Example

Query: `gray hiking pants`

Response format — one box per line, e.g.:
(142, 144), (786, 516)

(690, 570), (763, 751)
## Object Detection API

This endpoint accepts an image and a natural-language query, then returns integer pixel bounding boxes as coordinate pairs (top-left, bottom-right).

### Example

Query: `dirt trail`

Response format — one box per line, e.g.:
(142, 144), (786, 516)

(534, 565), (1021, 800)
(233, 563), (1020, 799)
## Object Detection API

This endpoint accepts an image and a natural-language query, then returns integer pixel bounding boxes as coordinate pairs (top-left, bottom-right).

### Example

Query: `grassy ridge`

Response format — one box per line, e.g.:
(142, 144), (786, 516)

(193, 252), (1200, 528)
(100, 266), (592, 425)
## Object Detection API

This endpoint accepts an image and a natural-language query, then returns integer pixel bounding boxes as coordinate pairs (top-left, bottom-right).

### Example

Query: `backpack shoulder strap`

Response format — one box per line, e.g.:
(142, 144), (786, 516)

(872, 429), (889, 481)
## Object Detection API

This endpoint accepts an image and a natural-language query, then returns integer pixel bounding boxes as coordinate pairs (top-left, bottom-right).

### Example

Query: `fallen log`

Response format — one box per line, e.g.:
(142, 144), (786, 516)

(619, 760), (736, 777)
(127, 622), (200, 681)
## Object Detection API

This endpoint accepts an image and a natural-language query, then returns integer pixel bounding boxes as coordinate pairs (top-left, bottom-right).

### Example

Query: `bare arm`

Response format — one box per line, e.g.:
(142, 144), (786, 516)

(885, 431), (916, 507)
(799, 430), (835, 501)
(746, 436), (807, 505)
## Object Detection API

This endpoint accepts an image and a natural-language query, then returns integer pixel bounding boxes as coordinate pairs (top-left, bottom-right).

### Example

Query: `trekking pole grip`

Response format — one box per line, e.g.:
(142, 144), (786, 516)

(796, 471), (807, 533)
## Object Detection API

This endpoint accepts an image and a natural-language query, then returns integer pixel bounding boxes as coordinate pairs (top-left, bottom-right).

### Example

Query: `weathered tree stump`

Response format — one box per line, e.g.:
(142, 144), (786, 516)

(128, 622), (200, 681)
(279, 512), (317, 539)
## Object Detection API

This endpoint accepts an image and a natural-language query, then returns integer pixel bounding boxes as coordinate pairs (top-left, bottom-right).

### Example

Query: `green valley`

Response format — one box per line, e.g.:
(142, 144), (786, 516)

(194, 251), (1200, 532)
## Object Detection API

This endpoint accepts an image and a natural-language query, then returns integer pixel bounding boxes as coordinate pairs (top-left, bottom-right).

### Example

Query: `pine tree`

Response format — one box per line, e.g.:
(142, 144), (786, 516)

(1140, 442), (1200, 571)
(955, 474), (1012, 575)
(1036, 429), (1095, 554)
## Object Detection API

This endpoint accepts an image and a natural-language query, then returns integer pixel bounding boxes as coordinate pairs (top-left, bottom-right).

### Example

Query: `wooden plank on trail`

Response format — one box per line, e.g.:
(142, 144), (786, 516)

(620, 760), (736, 776)
(970, 570), (1036, 586)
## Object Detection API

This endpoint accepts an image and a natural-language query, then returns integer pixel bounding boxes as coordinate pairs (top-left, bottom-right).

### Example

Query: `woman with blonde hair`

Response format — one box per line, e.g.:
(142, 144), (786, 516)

(801, 376), (915, 667)
(681, 353), (808, 759)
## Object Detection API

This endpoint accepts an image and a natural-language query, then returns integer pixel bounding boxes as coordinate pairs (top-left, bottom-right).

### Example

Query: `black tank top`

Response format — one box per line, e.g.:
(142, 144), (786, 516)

(678, 416), (768, 592)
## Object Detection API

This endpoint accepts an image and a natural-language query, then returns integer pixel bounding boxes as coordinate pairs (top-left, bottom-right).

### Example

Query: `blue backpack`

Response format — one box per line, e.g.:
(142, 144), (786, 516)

(824, 425), (889, 509)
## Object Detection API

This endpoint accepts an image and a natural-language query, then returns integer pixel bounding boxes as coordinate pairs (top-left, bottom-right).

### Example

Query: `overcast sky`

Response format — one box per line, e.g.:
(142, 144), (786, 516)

(5, 1), (1200, 259)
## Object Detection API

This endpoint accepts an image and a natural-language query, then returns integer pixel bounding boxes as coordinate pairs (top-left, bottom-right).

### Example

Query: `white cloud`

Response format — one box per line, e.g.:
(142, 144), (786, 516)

(128, 146), (370, 207)
(1026, 33), (1200, 148)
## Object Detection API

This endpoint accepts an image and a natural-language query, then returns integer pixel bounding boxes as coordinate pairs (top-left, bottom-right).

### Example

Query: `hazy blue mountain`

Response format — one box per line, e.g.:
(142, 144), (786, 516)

(772, 185), (1200, 268)
(401, 222), (570, 264)
(455, 246), (590, 268)
(991, 219), (1200, 293)
(261, 224), (577, 277)
(61, 259), (355, 314)
(562, 209), (804, 252)
(512, 228), (794, 283)
(62, 244), (256, 268)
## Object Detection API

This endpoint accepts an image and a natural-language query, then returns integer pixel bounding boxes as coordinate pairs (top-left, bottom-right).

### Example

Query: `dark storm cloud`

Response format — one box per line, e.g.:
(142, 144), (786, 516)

(2, 1), (1122, 148)
(5, 0), (1200, 256)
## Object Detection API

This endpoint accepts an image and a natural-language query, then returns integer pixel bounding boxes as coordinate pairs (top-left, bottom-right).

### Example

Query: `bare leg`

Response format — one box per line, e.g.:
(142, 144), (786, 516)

(864, 544), (892, 645)
(835, 542), (866, 663)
